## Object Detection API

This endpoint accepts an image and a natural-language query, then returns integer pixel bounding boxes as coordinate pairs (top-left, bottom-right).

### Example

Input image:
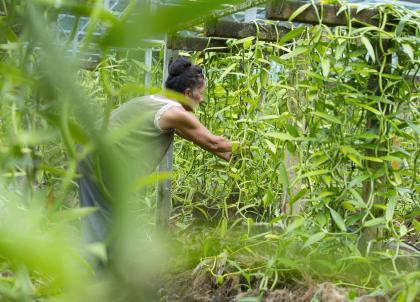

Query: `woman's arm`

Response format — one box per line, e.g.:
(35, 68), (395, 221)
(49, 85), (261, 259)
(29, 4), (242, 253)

(160, 106), (232, 161)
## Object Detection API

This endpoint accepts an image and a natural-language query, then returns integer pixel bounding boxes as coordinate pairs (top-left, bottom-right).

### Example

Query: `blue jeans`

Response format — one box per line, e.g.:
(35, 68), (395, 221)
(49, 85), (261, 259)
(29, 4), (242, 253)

(77, 157), (111, 244)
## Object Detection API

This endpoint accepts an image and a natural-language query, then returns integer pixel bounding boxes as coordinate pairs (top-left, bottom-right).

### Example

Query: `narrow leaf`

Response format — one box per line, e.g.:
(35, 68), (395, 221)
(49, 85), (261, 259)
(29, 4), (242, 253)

(364, 156), (384, 163)
(300, 169), (329, 179)
(217, 63), (236, 83)
(279, 27), (305, 45)
(329, 208), (347, 232)
(288, 3), (312, 22)
(400, 225), (407, 237)
(303, 232), (326, 248)
(265, 132), (312, 141)
(385, 197), (396, 221)
(280, 47), (308, 60)
(286, 217), (305, 233)
(321, 58), (330, 77)
(364, 218), (386, 228)
(402, 44), (414, 61)
(361, 36), (375, 63)
(348, 154), (363, 167)
(279, 162), (289, 188)
(313, 111), (341, 124)
(264, 139), (277, 154)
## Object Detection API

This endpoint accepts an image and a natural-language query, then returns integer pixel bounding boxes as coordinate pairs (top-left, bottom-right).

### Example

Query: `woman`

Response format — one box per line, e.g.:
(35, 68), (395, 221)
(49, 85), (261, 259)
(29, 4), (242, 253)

(78, 58), (233, 245)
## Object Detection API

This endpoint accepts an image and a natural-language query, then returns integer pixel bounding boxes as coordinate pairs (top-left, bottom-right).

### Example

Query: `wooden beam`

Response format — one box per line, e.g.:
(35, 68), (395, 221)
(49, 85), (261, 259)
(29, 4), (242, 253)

(266, 0), (379, 27)
(167, 35), (230, 52)
(205, 19), (289, 42)
(212, 0), (266, 20)
(178, 0), (267, 31)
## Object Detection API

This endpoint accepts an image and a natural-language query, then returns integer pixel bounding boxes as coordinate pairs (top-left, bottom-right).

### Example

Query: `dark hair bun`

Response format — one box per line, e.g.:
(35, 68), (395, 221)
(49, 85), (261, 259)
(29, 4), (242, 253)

(169, 58), (192, 77)
(165, 58), (204, 94)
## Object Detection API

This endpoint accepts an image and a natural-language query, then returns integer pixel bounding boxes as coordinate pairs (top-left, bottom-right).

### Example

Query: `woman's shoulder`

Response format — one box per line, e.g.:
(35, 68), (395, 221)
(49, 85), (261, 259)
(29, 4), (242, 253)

(126, 94), (179, 106)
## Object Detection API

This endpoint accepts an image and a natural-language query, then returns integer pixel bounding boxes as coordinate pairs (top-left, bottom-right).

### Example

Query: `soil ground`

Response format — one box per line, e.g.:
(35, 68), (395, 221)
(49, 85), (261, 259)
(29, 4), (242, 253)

(159, 268), (390, 302)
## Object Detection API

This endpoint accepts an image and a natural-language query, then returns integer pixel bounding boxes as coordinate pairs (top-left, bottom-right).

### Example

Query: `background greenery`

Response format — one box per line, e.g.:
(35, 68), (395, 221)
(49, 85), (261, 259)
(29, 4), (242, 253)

(0, 0), (418, 301)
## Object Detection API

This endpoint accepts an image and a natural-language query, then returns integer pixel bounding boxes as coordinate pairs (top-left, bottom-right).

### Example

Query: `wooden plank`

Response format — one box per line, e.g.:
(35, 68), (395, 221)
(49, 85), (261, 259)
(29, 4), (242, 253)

(144, 47), (153, 90)
(178, 0), (267, 31)
(205, 19), (289, 42)
(266, 0), (379, 27)
(168, 35), (230, 52)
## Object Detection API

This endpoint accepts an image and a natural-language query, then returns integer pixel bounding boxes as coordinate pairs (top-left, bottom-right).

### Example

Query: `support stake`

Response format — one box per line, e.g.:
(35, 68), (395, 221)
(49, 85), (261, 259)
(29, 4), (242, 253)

(156, 40), (178, 230)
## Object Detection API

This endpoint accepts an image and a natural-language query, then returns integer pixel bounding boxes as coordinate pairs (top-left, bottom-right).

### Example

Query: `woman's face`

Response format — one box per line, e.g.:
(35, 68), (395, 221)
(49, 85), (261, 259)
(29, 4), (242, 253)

(184, 81), (206, 110)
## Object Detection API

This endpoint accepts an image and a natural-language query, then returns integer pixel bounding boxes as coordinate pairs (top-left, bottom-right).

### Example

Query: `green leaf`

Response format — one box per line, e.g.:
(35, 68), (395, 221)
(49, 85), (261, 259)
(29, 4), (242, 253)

(364, 156), (383, 163)
(412, 220), (420, 233)
(348, 176), (369, 189)
(217, 63), (237, 83)
(364, 218), (386, 228)
(329, 208), (347, 232)
(230, 36), (255, 46)
(359, 104), (382, 115)
(265, 132), (312, 141)
(288, 3), (312, 22)
(354, 132), (378, 140)
(321, 58), (330, 77)
(264, 139), (277, 154)
(335, 42), (346, 61)
(348, 154), (363, 167)
(279, 27), (305, 45)
(134, 171), (175, 188)
(385, 197), (396, 222)
(400, 224), (407, 237)
(279, 162), (289, 188)
(303, 232), (326, 248)
(342, 201), (356, 211)
(300, 169), (330, 179)
(51, 207), (97, 223)
(291, 188), (308, 204)
(344, 199), (366, 210)
(313, 111), (341, 124)
(269, 55), (282, 65)
(361, 36), (375, 63)
(286, 217), (305, 233)
(86, 242), (107, 263)
(395, 14), (410, 36)
(402, 44), (414, 61)
(220, 218), (228, 238)
(285, 123), (300, 137)
(407, 122), (420, 136)
(340, 145), (362, 157)
(280, 47), (308, 60)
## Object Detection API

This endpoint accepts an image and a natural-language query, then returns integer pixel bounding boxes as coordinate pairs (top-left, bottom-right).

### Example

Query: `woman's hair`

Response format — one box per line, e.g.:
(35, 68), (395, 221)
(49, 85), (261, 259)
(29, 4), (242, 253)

(165, 58), (204, 93)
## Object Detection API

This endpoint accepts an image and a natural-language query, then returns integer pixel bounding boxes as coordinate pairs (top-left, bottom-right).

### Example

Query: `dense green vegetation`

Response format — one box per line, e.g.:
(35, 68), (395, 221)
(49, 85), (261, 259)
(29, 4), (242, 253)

(170, 5), (419, 299)
(0, 0), (419, 301)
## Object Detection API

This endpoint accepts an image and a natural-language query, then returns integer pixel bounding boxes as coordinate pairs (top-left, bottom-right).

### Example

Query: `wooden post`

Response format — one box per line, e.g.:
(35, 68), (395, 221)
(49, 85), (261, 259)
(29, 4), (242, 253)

(144, 47), (153, 92)
(156, 39), (178, 229)
(361, 37), (392, 244)
(282, 70), (305, 214)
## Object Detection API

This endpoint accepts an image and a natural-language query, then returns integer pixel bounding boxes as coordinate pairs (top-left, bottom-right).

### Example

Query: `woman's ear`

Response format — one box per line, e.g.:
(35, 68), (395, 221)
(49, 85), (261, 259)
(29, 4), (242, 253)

(184, 88), (193, 98)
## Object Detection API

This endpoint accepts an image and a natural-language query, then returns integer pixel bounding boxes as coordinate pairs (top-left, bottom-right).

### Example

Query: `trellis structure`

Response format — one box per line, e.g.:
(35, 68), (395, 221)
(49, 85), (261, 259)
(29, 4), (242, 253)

(157, 0), (415, 226)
